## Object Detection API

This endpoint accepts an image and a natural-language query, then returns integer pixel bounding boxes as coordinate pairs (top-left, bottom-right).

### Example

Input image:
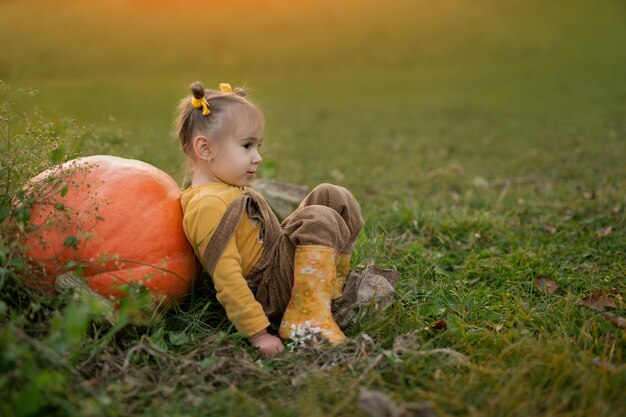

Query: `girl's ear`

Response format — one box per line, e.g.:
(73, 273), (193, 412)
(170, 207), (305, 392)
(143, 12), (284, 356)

(192, 135), (215, 161)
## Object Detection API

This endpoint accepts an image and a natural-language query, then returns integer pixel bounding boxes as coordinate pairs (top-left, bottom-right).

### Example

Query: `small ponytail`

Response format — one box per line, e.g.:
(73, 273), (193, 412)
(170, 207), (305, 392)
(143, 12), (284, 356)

(190, 82), (205, 99)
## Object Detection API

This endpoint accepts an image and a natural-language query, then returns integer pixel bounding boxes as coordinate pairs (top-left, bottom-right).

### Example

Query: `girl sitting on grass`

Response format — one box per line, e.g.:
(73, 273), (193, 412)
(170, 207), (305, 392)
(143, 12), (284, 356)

(176, 81), (364, 357)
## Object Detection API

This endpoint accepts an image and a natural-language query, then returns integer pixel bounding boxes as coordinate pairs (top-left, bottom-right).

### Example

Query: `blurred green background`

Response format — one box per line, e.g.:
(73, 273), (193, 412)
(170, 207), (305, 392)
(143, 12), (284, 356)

(1, 0), (625, 210)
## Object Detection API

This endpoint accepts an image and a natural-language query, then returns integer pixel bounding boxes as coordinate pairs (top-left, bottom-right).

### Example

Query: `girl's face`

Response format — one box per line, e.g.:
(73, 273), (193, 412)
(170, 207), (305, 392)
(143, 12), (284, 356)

(204, 122), (264, 187)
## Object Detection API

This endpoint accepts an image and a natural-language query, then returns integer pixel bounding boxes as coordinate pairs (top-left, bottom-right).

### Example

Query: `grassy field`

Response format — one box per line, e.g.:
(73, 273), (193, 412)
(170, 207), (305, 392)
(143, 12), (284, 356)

(1, 0), (625, 416)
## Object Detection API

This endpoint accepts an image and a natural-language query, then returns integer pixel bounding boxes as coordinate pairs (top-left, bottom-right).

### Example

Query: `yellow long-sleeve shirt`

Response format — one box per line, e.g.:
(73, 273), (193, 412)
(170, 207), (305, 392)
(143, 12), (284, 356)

(181, 182), (269, 336)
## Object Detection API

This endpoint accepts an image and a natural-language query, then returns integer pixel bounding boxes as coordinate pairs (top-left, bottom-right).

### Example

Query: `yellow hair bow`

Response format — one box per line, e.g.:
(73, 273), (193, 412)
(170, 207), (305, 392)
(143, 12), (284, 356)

(191, 96), (210, 116)
(191, 84), (232, 115)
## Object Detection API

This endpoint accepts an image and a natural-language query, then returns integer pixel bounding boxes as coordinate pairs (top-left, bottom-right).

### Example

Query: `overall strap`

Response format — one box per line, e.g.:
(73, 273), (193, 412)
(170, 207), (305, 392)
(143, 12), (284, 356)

(202, 194), (250, 276)
(244, 187), (281, 241)
(202, 188), (282, 277)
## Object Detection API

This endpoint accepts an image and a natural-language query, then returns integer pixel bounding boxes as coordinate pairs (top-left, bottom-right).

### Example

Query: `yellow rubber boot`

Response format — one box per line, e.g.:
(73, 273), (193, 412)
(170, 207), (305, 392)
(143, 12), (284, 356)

(279, 245), (347, 345)
(332, 252), (352, 300)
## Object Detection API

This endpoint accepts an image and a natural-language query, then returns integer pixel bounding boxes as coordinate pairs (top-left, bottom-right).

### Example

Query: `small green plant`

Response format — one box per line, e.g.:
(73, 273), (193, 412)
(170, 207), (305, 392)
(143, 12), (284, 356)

(0, 83), (115, 417)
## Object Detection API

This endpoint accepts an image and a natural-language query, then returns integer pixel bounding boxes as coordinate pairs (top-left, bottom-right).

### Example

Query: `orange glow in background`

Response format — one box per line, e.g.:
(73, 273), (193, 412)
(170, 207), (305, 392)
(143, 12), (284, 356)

(1, 0), (624, 184)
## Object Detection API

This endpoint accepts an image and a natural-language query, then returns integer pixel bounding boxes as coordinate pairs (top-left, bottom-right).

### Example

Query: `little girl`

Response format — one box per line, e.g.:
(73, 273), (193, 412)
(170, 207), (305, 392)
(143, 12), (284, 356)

(176, 82), (363, 356)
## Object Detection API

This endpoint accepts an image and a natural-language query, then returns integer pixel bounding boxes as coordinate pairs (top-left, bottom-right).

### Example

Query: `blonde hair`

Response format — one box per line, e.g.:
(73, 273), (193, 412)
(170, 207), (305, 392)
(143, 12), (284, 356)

(175, 81), (265, 156)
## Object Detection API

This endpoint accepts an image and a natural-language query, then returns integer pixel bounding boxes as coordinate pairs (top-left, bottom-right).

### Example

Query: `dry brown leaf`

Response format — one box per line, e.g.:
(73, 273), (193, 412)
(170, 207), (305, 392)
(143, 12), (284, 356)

(334, 265), (399, 328)
(596, 226), (613, 237)
(603, 312), (626, 329)
(431, 320), (447, 330)
(340, 266), (397, 307)
(577, 291), (616, 312)
(357, 274), (395, 309)
(534, 275), (559, 295)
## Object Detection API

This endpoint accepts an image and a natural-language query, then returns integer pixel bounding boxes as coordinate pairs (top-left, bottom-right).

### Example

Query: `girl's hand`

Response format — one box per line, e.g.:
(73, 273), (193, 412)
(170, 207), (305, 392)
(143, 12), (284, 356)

(249, 329), (285, 357)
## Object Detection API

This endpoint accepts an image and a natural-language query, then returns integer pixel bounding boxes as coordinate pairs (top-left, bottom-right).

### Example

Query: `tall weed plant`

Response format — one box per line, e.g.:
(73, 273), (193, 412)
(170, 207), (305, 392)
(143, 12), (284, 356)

(0, 82), (117, 417)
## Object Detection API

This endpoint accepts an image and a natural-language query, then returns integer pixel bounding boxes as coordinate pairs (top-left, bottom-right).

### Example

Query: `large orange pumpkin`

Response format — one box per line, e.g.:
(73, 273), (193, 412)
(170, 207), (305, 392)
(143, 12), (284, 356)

(22, 155), (196, 305)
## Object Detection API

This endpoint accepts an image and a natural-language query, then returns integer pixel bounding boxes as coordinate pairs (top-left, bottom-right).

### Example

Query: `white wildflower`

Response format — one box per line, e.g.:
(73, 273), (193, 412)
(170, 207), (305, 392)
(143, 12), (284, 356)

(287, 321), (325, 352)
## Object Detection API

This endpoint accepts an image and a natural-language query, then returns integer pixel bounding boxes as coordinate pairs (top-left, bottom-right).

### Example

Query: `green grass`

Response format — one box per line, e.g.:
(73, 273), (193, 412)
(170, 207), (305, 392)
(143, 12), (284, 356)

(1, 0), (625, 416)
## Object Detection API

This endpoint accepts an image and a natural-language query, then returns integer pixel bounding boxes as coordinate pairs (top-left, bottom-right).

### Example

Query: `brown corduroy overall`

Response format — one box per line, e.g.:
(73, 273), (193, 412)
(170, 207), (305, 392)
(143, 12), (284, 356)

(202, 183), (364, 322)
